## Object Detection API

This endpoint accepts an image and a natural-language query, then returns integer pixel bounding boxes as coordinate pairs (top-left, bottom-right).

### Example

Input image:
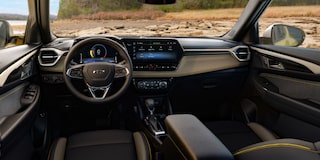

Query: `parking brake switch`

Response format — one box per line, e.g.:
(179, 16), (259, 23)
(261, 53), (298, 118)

(145, 98), (165, 136)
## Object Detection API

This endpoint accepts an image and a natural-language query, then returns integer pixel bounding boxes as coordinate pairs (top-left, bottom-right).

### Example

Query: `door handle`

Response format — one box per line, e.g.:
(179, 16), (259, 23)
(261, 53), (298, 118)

(269, 62), (285, 70)
(262, 57), (285, 70)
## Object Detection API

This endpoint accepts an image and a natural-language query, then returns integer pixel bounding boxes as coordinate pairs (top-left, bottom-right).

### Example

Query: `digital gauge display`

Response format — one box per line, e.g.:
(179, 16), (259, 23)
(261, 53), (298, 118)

(90, 44), (107, 58)
(72, 43), (120, 64)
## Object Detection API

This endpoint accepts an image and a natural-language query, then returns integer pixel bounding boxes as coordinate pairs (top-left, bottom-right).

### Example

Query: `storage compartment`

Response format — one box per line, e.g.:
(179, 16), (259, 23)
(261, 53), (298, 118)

(162, 114), (234, 160)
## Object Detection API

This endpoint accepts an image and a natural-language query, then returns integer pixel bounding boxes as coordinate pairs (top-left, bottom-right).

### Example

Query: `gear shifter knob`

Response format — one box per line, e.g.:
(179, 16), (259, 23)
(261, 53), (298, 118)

(145, 98), (155, 115)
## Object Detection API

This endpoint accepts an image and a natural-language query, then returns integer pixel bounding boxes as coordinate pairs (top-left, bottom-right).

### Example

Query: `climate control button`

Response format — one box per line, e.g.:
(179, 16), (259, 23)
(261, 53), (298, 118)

(134, 79), (170, 90)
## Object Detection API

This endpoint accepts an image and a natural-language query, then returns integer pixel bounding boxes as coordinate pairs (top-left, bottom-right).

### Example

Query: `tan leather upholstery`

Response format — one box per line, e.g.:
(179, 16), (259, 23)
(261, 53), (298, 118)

(48, 138), (67, 160)
(247, 122), (278, 141)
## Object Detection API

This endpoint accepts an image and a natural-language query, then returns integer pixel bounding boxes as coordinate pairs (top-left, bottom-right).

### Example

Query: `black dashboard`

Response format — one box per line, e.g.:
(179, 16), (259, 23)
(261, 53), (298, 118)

(65, 38), (184, 71)
(37, 36), (250, 86)
(35, 36), (251, 93)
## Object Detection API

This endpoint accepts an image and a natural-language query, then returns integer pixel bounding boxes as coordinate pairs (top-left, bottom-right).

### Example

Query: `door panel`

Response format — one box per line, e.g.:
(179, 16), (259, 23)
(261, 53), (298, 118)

(0, 45), (41, 160)
(249, 44), (320, 141)
(261, 73), (320, 103)
(251, 46), (320, 74)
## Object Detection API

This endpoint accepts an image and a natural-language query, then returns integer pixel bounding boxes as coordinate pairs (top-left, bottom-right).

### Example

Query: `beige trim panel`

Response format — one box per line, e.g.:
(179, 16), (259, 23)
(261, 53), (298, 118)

(0, 50), (37, 87)
(40, 54), (247, 77)
(184, 45), (251, 62)
(251, 47), (320, 74)
(133, 54), (247, 78)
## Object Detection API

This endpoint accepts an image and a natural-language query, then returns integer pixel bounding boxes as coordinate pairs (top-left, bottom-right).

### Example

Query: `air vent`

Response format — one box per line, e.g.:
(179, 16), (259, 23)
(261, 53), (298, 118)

(40, 50), (58, 63)
(232, 46), (250, 61)
(39, 48), (65, 66)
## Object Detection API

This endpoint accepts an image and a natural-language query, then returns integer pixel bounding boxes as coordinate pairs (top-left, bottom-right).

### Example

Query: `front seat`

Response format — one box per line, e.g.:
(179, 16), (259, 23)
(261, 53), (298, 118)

(48, 130), (151, 160)
(205, 121), (277, 152)
(234, 139), (320, 160)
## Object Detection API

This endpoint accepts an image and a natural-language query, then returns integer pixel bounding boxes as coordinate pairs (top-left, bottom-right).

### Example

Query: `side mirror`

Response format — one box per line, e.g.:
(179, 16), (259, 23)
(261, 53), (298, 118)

(138, 0), (176, 4)
(0, 20), (13, 48)
(260, 24), (305, 47)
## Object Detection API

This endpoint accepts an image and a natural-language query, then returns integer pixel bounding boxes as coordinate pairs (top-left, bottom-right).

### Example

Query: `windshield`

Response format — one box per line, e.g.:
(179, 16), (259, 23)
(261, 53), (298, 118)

(0, 1), (319, 48)
(50, 1), (246, 38)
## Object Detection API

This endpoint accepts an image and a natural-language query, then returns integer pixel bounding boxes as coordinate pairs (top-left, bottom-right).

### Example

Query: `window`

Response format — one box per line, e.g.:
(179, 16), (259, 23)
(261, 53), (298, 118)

(259, 3), (320, 49)
(0, 0), (28, 49)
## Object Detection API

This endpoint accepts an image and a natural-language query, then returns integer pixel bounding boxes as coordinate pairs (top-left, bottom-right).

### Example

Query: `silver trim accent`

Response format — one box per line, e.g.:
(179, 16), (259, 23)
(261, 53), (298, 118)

(0, 50), (37, 87)
(153, 130), (166, 136)
(38, 48), (67, 66)
(184, 45), (251, 62)
(114, 64), (130, 78)
(92, 69), (105, 74)
(231, 46), (251, 62)
(251, 46), (320, 74)
(87, 83), (111, 100)
(66, 64), (84, 79)
(183, 48), (230, 52)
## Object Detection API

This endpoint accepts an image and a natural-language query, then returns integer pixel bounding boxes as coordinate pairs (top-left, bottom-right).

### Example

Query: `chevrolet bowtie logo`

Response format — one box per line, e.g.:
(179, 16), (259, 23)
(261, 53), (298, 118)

(92, 69), (105, 74)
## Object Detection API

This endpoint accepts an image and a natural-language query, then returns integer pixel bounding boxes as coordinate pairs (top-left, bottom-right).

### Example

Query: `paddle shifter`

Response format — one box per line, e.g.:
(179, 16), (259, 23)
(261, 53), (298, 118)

(145, 98), (165, 136)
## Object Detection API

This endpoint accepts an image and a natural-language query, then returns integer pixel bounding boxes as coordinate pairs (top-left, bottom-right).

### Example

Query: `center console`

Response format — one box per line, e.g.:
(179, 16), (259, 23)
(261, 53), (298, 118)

(163, 114), (234, 160)
(137, 95), (172, 138)
(123, 38), (181, 154)
(123, 38), (233, 159)
(122, 38), (180, 137)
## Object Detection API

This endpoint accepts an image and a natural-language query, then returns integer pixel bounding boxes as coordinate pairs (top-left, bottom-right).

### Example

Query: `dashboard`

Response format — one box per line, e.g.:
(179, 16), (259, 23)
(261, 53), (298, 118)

(61, 38), (184, 72)
(38, 36), (250, 85)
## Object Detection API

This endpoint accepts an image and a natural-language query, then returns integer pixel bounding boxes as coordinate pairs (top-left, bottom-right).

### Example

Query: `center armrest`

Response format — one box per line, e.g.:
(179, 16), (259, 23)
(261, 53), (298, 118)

(164, 114), (234, 160)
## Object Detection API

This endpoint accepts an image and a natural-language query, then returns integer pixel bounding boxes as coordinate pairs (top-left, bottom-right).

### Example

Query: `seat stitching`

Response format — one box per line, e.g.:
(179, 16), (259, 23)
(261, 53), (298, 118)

(68, 142), (133, 150)
(233, 143), (316, 156)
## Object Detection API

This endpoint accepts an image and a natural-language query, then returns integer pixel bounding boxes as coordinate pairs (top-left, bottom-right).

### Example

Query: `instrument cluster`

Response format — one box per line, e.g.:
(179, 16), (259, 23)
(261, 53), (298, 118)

(72, 42), (121, 64)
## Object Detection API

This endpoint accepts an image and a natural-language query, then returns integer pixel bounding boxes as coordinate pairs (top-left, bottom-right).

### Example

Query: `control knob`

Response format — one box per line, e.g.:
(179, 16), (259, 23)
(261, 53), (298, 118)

(159, 81), (168, 89)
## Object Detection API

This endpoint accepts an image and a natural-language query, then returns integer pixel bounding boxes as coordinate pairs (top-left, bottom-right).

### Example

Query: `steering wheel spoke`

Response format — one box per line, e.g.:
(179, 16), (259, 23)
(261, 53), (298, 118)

(66, 64), (85, 79)
(114, 64), (129, 78)
(87, 83), (112, 100)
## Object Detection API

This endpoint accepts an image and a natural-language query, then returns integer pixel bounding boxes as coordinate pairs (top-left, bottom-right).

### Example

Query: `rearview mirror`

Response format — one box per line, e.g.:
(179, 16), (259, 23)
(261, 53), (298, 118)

(0, 20), (13, 48)
(260, 24), (305, 47)
(138, 0), (176, 4)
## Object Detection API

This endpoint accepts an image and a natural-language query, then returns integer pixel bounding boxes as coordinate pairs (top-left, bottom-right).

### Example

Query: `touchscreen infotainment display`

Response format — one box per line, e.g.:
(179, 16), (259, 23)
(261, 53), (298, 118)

(122, 38), (183, 71)
(135, 52), (178, 62)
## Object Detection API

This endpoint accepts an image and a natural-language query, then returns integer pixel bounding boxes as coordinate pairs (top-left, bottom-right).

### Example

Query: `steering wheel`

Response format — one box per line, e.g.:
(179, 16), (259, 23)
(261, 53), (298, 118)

(63, 37), (133, 103)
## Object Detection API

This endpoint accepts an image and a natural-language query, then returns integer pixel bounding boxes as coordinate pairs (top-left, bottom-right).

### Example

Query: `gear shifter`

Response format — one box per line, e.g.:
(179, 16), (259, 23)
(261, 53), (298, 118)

(144, 98), (165, 136)
(145, 98), (155, 115)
